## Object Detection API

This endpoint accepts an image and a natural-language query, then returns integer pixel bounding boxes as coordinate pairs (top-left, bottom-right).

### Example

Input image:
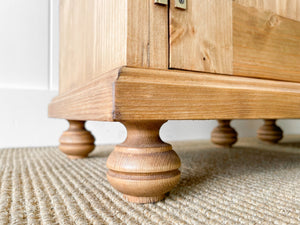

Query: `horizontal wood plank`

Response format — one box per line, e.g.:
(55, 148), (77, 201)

(50, 67), (300, 121)
(114, 67), (300, 120)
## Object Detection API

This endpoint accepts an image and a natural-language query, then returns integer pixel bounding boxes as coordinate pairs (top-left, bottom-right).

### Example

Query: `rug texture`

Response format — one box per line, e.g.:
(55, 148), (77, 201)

(1, 136), (300, 225)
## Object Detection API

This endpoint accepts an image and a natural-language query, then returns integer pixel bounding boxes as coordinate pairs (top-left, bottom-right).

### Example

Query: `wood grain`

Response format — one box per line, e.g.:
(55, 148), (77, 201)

(59, 0), (168, 94)
(235, 0), (300, 21)
(149, 0), (169, 69)
(106, 121), (181, 203)
(126, 0), (149, 68)
(211, 120), (238, 147)
(59, 0), (127, 94)
(48, 68), (120, 121)
(257, 119), (283, 143)
(233, 2), (300, 82)
(50, 66), (300, 121)
(114, 67), (300, 120)
(169, 0), (300, 83)
(169, 0), (233, 74)
(59, 120), (95, 159)
(127, 0), (168, 69)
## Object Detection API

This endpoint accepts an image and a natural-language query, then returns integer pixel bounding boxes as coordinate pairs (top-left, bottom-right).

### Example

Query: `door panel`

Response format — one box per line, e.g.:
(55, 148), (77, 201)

(235, 0), (300, 22)
(169, 0), (233, 74)
(232, 2), (300, 82)
(169, 0), (300, 83)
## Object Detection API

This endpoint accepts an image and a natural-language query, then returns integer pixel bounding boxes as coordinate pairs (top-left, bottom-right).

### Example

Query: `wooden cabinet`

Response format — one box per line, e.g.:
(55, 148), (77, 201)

(49, 0), (300, 204)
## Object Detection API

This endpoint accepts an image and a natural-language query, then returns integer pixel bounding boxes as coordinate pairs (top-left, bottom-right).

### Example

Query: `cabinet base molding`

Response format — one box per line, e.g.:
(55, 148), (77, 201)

(49, 67), (300, 122)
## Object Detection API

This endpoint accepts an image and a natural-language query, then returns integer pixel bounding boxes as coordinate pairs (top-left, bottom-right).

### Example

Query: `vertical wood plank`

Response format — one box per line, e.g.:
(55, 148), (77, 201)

(59, 0), (127, 93)
(149, 0), (168, 69)
(126, 0), (168, 69)
(126, 0), (150, 68)
(169, 0), (233, 74)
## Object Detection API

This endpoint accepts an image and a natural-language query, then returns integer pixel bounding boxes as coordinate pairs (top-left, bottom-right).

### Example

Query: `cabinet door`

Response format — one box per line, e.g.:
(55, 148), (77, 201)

(169, 0), (300, 83)
(169, 0), (233, 74)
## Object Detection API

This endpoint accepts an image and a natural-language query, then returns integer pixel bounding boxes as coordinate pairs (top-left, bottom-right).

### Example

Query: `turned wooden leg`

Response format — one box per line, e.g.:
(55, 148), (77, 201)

(106, 120), (181, 204)
(257, 119), (283, 143)
(211, 120), (238, 147)
(59, 120), (95, 159)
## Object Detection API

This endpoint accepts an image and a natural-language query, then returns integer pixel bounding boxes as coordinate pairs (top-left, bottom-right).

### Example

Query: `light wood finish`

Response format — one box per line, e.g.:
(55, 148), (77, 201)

(50, 67), (300, 121)
(257, 119), (283, 143)
(127, 0), (168, 69)
(48, 68), (120, 121)
(59, 0), (168, 94)
(211, 120), (238, 147)
(169, 0), (300, 83)
(114, 67), (300, 120)
(169, 0), (233, 74)
(126, 0), (148, 68)
(59, 0), (127, 94)
(106, 121), (181, 203)
(235, 0), (300, 21)
(233, 2), (300, 82)
(59, 120), (95, 159)
(149, 0), (168, 69)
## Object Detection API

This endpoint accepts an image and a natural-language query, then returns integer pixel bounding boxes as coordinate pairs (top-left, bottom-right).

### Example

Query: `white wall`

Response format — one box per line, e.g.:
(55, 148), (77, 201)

(0, 0), (300, 148)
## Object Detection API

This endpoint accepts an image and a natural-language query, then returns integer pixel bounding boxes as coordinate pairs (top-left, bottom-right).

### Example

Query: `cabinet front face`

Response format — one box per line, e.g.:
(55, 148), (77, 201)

(169, 0), (300, 83)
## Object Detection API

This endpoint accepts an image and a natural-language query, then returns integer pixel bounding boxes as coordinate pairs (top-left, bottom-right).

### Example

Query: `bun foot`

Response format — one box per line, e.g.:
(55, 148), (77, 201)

(211, 120), (238, 147)
(257, 119), (283, 144)
(106, 121), (181, 204)
(59, 120), (95, 159)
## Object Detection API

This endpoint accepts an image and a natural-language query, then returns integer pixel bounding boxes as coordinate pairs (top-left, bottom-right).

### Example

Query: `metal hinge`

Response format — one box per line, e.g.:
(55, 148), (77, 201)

(175, 0), (186, 10)
(154, 0), (168, 5)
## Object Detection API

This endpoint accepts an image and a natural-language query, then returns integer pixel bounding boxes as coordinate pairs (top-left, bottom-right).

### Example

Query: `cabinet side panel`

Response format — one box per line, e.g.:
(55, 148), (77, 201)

(59, 0), (127, 94)
(127, 0), (168, 69)
(169, 0), (233, 74)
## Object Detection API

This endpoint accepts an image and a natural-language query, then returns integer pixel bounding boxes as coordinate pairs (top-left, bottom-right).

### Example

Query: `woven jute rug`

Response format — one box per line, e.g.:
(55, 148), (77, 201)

(1, 136), (300, 225)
